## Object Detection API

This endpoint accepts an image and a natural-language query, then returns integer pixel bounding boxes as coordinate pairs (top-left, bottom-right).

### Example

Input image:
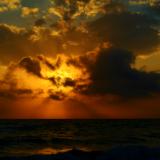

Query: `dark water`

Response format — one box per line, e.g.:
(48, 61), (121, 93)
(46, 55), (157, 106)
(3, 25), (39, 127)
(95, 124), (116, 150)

(0, 120), (160, 157)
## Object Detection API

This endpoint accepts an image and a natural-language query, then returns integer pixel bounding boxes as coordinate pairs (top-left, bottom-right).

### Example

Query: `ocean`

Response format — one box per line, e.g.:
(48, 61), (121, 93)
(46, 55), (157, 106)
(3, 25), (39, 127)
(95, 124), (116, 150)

(0, 120), (160, 159)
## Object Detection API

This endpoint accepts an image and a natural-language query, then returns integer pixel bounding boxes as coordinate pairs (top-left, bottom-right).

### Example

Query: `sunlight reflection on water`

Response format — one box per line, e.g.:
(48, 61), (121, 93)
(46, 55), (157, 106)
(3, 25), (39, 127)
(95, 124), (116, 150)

(36, 148), (71, 155)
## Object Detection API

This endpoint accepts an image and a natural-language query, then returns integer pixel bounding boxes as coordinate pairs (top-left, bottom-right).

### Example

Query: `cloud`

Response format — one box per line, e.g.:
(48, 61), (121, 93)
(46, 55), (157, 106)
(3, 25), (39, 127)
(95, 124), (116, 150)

(46, 1), (159, 55)
(0, 1), (159, 59)
(48, 90), (66, 101)
(18, 57), (42, 78)
(0, 48), (159, 118)
(63, 78), (76, 87)
(49, 0), (107, 20)
(0, 54), (84, 102)
(0, 24), (37, 64)
(21, 7), (39, 17)
(0, 0), (21, 12)
(37, 55), (60, 71)
(89, 12), (160, 55)
(0, 89), (33, 99)
(34, 18), (46, 26)
(76, 47), (160, 98)
(1, 45), (160, 101)
(103, 1), (127, 14)
(0, 24), (65, 64)
(48, 0), (108, 32)
(0, 55), (56, 100)
(2, 1), (159, 63)
(150, 1), (160, 15)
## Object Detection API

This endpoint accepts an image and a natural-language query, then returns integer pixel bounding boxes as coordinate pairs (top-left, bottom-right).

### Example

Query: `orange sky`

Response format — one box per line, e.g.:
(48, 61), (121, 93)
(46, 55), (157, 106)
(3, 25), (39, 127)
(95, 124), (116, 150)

(0, 0), (160, 118)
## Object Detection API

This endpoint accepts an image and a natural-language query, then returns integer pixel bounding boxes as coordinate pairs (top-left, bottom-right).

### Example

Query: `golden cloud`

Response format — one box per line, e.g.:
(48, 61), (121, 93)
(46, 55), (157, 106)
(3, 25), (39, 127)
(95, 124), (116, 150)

(21, 7), (39, 17)
(0, 0), (21, 12)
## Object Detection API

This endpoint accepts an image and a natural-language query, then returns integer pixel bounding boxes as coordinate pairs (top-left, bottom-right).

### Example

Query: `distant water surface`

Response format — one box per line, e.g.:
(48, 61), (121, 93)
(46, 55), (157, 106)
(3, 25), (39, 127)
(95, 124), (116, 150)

(0, 120), (160, 157)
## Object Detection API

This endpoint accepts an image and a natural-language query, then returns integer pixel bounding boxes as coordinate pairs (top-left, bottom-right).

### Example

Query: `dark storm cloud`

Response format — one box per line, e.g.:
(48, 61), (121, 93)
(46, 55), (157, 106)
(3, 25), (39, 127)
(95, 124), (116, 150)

(89, 12), (160, 55)
(18, 57), (42, 78)
(77, 48), (160, 98)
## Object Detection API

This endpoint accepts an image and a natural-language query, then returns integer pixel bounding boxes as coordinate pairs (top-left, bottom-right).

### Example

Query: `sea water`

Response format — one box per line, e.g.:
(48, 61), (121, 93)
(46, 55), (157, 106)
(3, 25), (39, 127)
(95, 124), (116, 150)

(0, 119), (160, 157)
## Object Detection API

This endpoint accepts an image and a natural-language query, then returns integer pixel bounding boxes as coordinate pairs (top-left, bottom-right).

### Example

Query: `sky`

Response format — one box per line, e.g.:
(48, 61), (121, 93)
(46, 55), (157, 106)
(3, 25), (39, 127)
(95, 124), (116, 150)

(0, 0), (160, 118)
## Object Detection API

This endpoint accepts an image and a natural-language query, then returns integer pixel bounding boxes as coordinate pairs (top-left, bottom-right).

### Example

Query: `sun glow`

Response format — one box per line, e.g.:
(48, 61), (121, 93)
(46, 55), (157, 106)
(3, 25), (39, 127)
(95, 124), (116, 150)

(41, 55), (82, 79)
(39, 55), (89, 97)
(0, 54), (90, 102)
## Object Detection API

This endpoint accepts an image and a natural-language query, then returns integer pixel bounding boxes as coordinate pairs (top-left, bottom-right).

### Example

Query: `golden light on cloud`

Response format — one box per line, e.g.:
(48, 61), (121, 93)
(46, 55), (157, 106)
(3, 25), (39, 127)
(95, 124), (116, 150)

(0, 54), (90, 102)
(39, 55), (89, 97)
(21, 7), (39, 17)
(0, 0), (20, 12)
(0, 0), (159, 119)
